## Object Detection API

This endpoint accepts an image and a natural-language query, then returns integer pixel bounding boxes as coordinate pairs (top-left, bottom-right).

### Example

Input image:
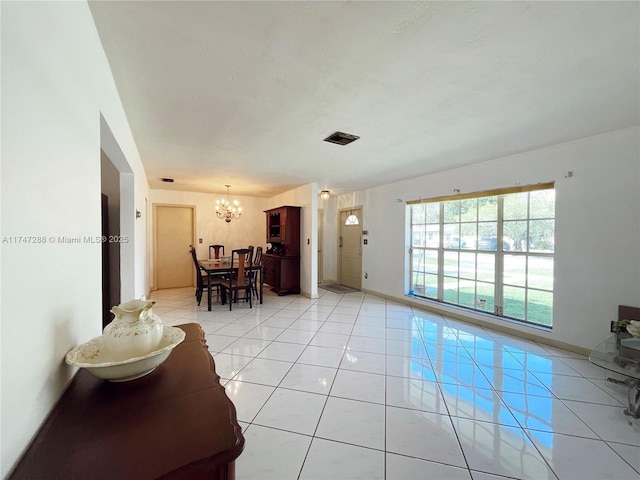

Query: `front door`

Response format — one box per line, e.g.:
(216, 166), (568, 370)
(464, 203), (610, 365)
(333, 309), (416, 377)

(339, 208), (362, 290)
(154, 205), (194, 289)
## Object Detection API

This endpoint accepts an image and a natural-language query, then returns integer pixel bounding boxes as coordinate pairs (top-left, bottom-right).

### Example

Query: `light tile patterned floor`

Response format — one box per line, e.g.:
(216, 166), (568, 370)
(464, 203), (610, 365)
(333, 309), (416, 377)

(151, 287), (640, 480)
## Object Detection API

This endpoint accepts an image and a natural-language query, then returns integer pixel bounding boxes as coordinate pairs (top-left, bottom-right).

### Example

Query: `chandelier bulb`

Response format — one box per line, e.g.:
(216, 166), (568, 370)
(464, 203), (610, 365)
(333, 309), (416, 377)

(215, 185), (242, 222)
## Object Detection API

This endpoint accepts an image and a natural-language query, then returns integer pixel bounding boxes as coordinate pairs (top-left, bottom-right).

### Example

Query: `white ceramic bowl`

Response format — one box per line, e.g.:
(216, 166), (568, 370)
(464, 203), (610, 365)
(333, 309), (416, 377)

(65, 326), (186, 382)
(626, 321), (640, 338)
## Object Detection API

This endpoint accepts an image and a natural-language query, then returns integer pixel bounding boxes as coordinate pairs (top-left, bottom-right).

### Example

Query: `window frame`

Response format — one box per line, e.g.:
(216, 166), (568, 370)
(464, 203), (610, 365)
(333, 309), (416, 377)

(408, 183), (555, 328)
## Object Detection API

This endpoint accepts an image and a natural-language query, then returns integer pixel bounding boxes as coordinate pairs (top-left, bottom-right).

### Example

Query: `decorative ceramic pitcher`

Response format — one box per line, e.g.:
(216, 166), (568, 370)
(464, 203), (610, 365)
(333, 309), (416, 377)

(103, 299), (163, 361)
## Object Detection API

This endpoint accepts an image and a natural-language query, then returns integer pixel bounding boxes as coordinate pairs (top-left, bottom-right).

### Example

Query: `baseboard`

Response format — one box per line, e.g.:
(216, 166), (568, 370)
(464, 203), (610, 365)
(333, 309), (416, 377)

(360, 288), (589, 356)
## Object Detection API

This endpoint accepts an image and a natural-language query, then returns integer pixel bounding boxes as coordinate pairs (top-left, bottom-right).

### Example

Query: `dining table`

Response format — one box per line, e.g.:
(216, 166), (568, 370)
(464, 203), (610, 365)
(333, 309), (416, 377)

(199, 259), (263, 311)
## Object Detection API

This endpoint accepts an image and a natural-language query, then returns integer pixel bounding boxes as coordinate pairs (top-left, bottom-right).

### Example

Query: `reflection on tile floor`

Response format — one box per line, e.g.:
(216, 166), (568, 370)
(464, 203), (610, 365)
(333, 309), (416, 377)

(152, 287), (640, 480)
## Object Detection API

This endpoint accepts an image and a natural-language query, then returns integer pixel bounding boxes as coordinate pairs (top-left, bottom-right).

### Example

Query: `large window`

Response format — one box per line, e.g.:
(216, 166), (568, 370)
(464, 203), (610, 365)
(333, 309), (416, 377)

(409, 184), (555, 328)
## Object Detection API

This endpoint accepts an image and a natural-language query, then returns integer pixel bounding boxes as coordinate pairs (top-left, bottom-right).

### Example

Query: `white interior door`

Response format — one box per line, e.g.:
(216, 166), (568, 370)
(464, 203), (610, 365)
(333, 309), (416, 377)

(154, 205), (194, 289)
(339, 208), (362, 289)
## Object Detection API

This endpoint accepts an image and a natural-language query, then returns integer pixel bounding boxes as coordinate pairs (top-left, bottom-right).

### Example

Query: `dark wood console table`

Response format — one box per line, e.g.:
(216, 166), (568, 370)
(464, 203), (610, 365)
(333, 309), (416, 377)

(9, 323), (244, 480)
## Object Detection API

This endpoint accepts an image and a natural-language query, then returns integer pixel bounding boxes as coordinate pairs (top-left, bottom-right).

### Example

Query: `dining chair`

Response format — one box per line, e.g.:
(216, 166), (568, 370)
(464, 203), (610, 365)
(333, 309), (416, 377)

(251, 246), (263, 299)
(209, 244), (225, 260)
(191, 247), (223, 306)
(190, 247), (207, 305)
(253, 246), (263, 267)
(247, 245), (254, 265)
(222, 248), (253, 311)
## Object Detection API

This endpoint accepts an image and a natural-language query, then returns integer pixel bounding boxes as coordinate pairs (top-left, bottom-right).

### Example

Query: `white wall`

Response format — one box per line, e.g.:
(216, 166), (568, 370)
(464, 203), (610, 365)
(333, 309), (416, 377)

(1, 2), (149, 475)
(267, 184), (318, 298)
(319, 195), (339, 282)
(326, 127), (640, 350)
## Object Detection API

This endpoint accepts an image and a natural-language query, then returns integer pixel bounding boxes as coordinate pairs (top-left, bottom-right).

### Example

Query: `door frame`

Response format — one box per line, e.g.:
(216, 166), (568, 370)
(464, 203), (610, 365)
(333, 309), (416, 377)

(318, 208), (324, 284)
(152, 203), (196, 291)
(337, 205), (363, 288)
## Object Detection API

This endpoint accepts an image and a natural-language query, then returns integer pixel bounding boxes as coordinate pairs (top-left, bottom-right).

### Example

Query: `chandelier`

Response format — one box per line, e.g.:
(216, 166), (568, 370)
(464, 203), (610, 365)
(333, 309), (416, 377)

(215, 185), (242, 223)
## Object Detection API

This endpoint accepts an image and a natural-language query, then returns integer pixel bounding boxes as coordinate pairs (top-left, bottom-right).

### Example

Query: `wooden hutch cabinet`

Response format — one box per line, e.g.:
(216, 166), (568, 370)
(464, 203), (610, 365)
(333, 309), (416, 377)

(263, 206), (300, 295)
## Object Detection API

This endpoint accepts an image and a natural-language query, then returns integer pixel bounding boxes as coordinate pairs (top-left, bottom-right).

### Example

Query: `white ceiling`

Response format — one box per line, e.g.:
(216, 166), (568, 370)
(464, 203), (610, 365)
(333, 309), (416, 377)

(89, 1), (639, 197)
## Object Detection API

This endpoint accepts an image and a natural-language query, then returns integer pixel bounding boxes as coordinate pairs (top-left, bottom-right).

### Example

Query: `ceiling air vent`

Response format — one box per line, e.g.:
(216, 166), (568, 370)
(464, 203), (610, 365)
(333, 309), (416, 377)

(161, 178), (175, 183)
(323, 131), (360, 146)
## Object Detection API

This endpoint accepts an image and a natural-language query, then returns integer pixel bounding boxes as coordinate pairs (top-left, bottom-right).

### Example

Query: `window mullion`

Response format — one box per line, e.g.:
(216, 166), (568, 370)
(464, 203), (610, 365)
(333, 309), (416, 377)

(437, 203), (444, 302)
(524, 192), (531, 320)
(495, 196), (505, 315)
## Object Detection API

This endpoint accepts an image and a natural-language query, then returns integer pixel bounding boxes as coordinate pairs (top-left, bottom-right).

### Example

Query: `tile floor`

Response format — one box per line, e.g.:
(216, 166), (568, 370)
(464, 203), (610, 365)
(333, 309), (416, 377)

(151, 287), (640, 480)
